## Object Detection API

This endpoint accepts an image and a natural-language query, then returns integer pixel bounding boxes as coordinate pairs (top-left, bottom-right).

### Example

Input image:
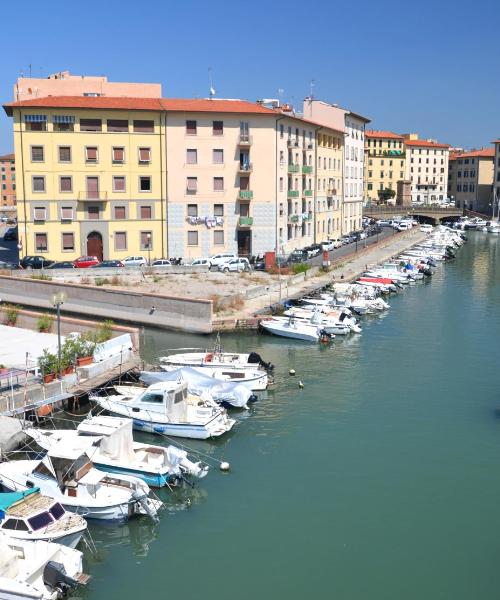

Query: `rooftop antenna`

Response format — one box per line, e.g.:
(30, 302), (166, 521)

(29, 64), (32, 78)
(309, 79), (315, 99)
(208, 67), (216, 99)
(278, 88), (284, 105)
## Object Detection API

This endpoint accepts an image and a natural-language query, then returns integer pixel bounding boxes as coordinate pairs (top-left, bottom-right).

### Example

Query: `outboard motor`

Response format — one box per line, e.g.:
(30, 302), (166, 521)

(43, 561), (82, 598)
(131, 489), (160, 523)
(248, 351), (274, 371)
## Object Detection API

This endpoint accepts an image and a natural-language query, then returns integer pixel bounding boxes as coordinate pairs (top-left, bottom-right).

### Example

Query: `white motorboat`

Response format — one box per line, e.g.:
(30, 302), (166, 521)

(260, 316), (333, 342)
(0, 532), (89, 599)
(0, 438), (162, 523)
(0, 487), (87, 549)
(486, 221), (500, 234)
(26, 416), (208, 489)
(160, 362), (268, 391)
(283, 308), (361, 334)
(160, 345), (273, 372)
(92, 380), (236, 439)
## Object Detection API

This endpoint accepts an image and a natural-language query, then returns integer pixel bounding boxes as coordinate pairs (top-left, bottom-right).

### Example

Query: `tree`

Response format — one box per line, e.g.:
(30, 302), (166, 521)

(378, 188), (396, 203)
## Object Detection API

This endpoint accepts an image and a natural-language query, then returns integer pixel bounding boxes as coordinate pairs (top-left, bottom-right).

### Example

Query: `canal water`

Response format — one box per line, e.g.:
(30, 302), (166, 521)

(82, 232), (500, 600)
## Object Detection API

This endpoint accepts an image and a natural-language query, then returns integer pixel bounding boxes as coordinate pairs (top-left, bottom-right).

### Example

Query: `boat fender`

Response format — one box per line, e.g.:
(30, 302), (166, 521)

(289, 369), (296, 376)
(205, 352), (213, 362)
(298, 381), (304, 389)
(220, 462), (231, 472)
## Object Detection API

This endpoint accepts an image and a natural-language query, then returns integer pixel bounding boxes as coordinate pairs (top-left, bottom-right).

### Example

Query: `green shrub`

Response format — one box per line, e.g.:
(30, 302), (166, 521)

(291, 263), (310, 275)
(94, 320), (114, 343)
(4, 304), (19, 326)
(30, 273), (52, 281)
(37, 313), (54, 332)
(38, 349), (58, 375)
(94, 277), (110, 286)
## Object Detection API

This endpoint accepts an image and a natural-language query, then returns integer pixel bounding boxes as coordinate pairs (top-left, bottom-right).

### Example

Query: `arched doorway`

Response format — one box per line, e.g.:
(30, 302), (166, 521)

(86, 231), (103, 261)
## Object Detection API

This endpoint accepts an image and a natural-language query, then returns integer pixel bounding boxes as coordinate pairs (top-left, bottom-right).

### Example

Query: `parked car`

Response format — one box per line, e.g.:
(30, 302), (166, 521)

(3, 226), (18, 241)
(190, 257), (210, 267)
(420, 224), (433, 233)
(46, 261), (76, 269)
(123, 256), (148, 267)
(19, 255), (55, 270)
(219, 257), (251, 272)
(0, 260), (20, 270)
(303, 244), (321, 259)
(377, 220), (392, 227)
(0, 216), (8, 223)
(151, 259), (172, 267)
(74, 256), (100, 268)
(91, 260), (125, 268)
(397, 222), (411, 231)
(288, 249), (307, 263)
(209, 252), (237, 268)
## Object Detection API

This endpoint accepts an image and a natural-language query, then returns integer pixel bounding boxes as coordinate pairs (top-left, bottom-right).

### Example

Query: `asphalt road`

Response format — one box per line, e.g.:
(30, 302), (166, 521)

(0, 224), (19, 264)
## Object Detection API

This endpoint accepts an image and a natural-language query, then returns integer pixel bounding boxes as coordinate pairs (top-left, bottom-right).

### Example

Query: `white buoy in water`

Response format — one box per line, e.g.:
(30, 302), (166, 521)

(299, 380), (304, 389)
(220, 462), (231, 472)
(289, 369), (296, 376)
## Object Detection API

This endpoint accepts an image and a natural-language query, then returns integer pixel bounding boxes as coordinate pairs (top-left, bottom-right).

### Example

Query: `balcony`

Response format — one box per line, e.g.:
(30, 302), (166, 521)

(238, 134), (252, 146)
(302, 211), (313, 222)
(287, 190), (299, 198)
(238, 162), (253, 174)
(238, 216), (253, 227)
(304, 189), (313, 197)
(326, 188), (337, 196)
(288, 214), (302, 224)
(239, 190), (253, 200)
(288, 164), (300, 173)
(78, 191), (108, 201)
(302, 166), (313, 174)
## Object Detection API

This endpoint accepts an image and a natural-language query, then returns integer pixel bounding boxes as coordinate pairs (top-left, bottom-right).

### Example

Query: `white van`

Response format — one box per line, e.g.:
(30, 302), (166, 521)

(397, 222), (411, 231)
(209, 252), (237, 268)
(420, 224), (433, 233)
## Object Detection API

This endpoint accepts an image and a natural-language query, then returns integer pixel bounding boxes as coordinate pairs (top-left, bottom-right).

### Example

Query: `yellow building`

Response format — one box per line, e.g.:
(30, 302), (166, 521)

(5, 97), (167, 261)
(315, 128), (343, 241)
(364, 131), (406, 203)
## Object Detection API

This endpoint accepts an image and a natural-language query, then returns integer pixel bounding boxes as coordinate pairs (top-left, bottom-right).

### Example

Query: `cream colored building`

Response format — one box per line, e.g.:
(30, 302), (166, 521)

(493, 140), (500, 214)
(314, 128), (343, 242)
(404, 136), (449, 204)
(447, 148), (494, 213)
(14, 71), (162, 101)
(364, 131), (406, 203)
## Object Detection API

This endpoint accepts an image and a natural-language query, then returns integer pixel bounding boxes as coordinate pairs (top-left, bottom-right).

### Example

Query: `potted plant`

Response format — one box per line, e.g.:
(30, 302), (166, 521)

(63, 335), (95, 367)
(38, 349), (58, 383)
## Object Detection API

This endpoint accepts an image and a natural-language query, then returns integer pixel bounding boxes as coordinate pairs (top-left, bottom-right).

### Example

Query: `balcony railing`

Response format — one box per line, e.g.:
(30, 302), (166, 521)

(238, 134), (252, 145)
(288, 164), (300, 173)
(78, 191), (108, 201)
(238, 216), (253, 226)
(239, 190), (253, 200)
(304, 189), (313, 197)
(302, 166), (313, 174)
(238, 162), (253, 173)
(287, 190), (299, 198)
(288, 214), (301, 224)
(326, 188), (337, 196)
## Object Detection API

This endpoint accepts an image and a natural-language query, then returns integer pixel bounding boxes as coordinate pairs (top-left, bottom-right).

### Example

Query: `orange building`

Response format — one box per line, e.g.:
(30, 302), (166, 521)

(0, 153), (16, 208)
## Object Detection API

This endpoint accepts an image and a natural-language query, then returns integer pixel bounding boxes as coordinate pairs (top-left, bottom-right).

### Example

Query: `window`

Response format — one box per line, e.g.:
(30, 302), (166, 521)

(58, 146), (71, 163)
(32, 176), (45, 192)
(186, 149), (197, 164)
(186, 120), (197, 135)
(115, 231), (127, 250)
(86, 176), (99, 199)
(140, 205), (152, 219)
(113, 176), (126, 192)
(34, 207), (46, 221)
(62, 232), (74, 251)
(187, 204), (198, 216)
(35, 233), (48, 251)
(214, 204), (224, 216)
(213, 121), (223, 136)
(114, 206), (126, 219)
(133, 120), (154, 133)
(240, 203), (249, 217)
(187, 230), (198, 246)
(52, 115), (75, 132)
(214, 230), (224, 245)
(85, 146), (98, 163)
(140, 231), (153, 250)
(213, 177), (224, 191)
(31, 146), (44, 162)
(139, 176), (151, 192)
(367, 183), (373, 190)
(186, 177), (197, 193)
(61, 206), (73, 220)
(25, 114), (48, 131)
(112, 147), (125, 163)
(213, 149), (224, 164)
(280, 124), (284, 138)
(88, 206), (100, 220)
(138, 147), (151, 163)
(80, 118), (102, 132)
(107, 119), (128, 132)
(279, 177), (284, 192)
(59, 176), (72, 192)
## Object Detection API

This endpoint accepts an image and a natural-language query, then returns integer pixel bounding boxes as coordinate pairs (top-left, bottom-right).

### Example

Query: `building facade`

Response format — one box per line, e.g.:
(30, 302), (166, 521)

(493, 140), (500, 216)
(364, 131), (405, 203)
(448, 148), (494, 213)
(0, 153), (16, 208)
(404, 137), (449, 204)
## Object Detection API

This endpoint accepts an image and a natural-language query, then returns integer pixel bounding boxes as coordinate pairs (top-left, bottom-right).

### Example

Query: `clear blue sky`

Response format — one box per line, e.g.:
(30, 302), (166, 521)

(0, 0), (498, 153)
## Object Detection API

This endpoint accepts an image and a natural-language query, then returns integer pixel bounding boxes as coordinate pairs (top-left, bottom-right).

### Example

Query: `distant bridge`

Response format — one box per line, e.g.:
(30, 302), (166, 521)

(363, 205), (463, 223)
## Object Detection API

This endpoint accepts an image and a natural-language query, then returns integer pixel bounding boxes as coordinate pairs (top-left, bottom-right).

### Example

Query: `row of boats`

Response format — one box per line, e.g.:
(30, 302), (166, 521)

(0, 348), (277, 598)
(259, 225), (466, 342)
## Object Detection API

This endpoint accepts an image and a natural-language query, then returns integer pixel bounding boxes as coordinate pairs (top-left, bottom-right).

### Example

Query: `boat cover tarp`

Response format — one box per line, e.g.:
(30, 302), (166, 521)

(139, 367), (252, 408)
(0, 487), (40, 518)
(98, 418), (135, 463)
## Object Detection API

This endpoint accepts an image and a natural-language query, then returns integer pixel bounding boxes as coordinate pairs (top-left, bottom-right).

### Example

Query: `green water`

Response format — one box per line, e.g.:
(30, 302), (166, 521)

(82, 233), (500, 600)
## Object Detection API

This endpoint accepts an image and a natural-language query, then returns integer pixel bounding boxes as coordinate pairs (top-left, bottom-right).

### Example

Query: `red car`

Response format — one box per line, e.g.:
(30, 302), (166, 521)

(74, 255), (100, 268)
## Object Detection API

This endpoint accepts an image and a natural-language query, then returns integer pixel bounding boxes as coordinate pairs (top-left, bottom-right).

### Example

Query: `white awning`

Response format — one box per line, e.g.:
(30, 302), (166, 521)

(0, 324), (64, 370)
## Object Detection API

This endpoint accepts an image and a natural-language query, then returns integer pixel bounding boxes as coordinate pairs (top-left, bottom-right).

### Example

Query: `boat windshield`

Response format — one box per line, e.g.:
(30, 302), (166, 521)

(28, 511), (54, 531)
(140, 392), (164, 404)
(49, 503), (65, 520)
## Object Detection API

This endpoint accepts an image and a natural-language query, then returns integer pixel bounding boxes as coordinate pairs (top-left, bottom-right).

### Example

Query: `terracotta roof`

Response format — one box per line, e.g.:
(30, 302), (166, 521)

(449, 148), (495, 159)
(0, 153), (14, 161)
(404, 139), (450, 149)
(3, 96), (277, 116)
(365, 130), (403, 140)
(491, 139), (500, 144)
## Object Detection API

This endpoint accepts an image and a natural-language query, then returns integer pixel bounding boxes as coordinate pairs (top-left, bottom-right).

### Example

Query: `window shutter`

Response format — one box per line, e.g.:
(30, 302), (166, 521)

(114, 206), (126, 219)
(139, 147), (151, 162)
(62, 233), (74, 250)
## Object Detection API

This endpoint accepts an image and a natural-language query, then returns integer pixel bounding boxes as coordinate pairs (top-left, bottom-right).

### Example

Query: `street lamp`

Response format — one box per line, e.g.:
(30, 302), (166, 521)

(146, 233), (151, 265)
(51, 292), (67, 379)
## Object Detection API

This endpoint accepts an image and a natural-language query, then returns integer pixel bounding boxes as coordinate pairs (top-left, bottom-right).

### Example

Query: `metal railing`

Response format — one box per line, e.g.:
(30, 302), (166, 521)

(78, 191), (108, 200)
